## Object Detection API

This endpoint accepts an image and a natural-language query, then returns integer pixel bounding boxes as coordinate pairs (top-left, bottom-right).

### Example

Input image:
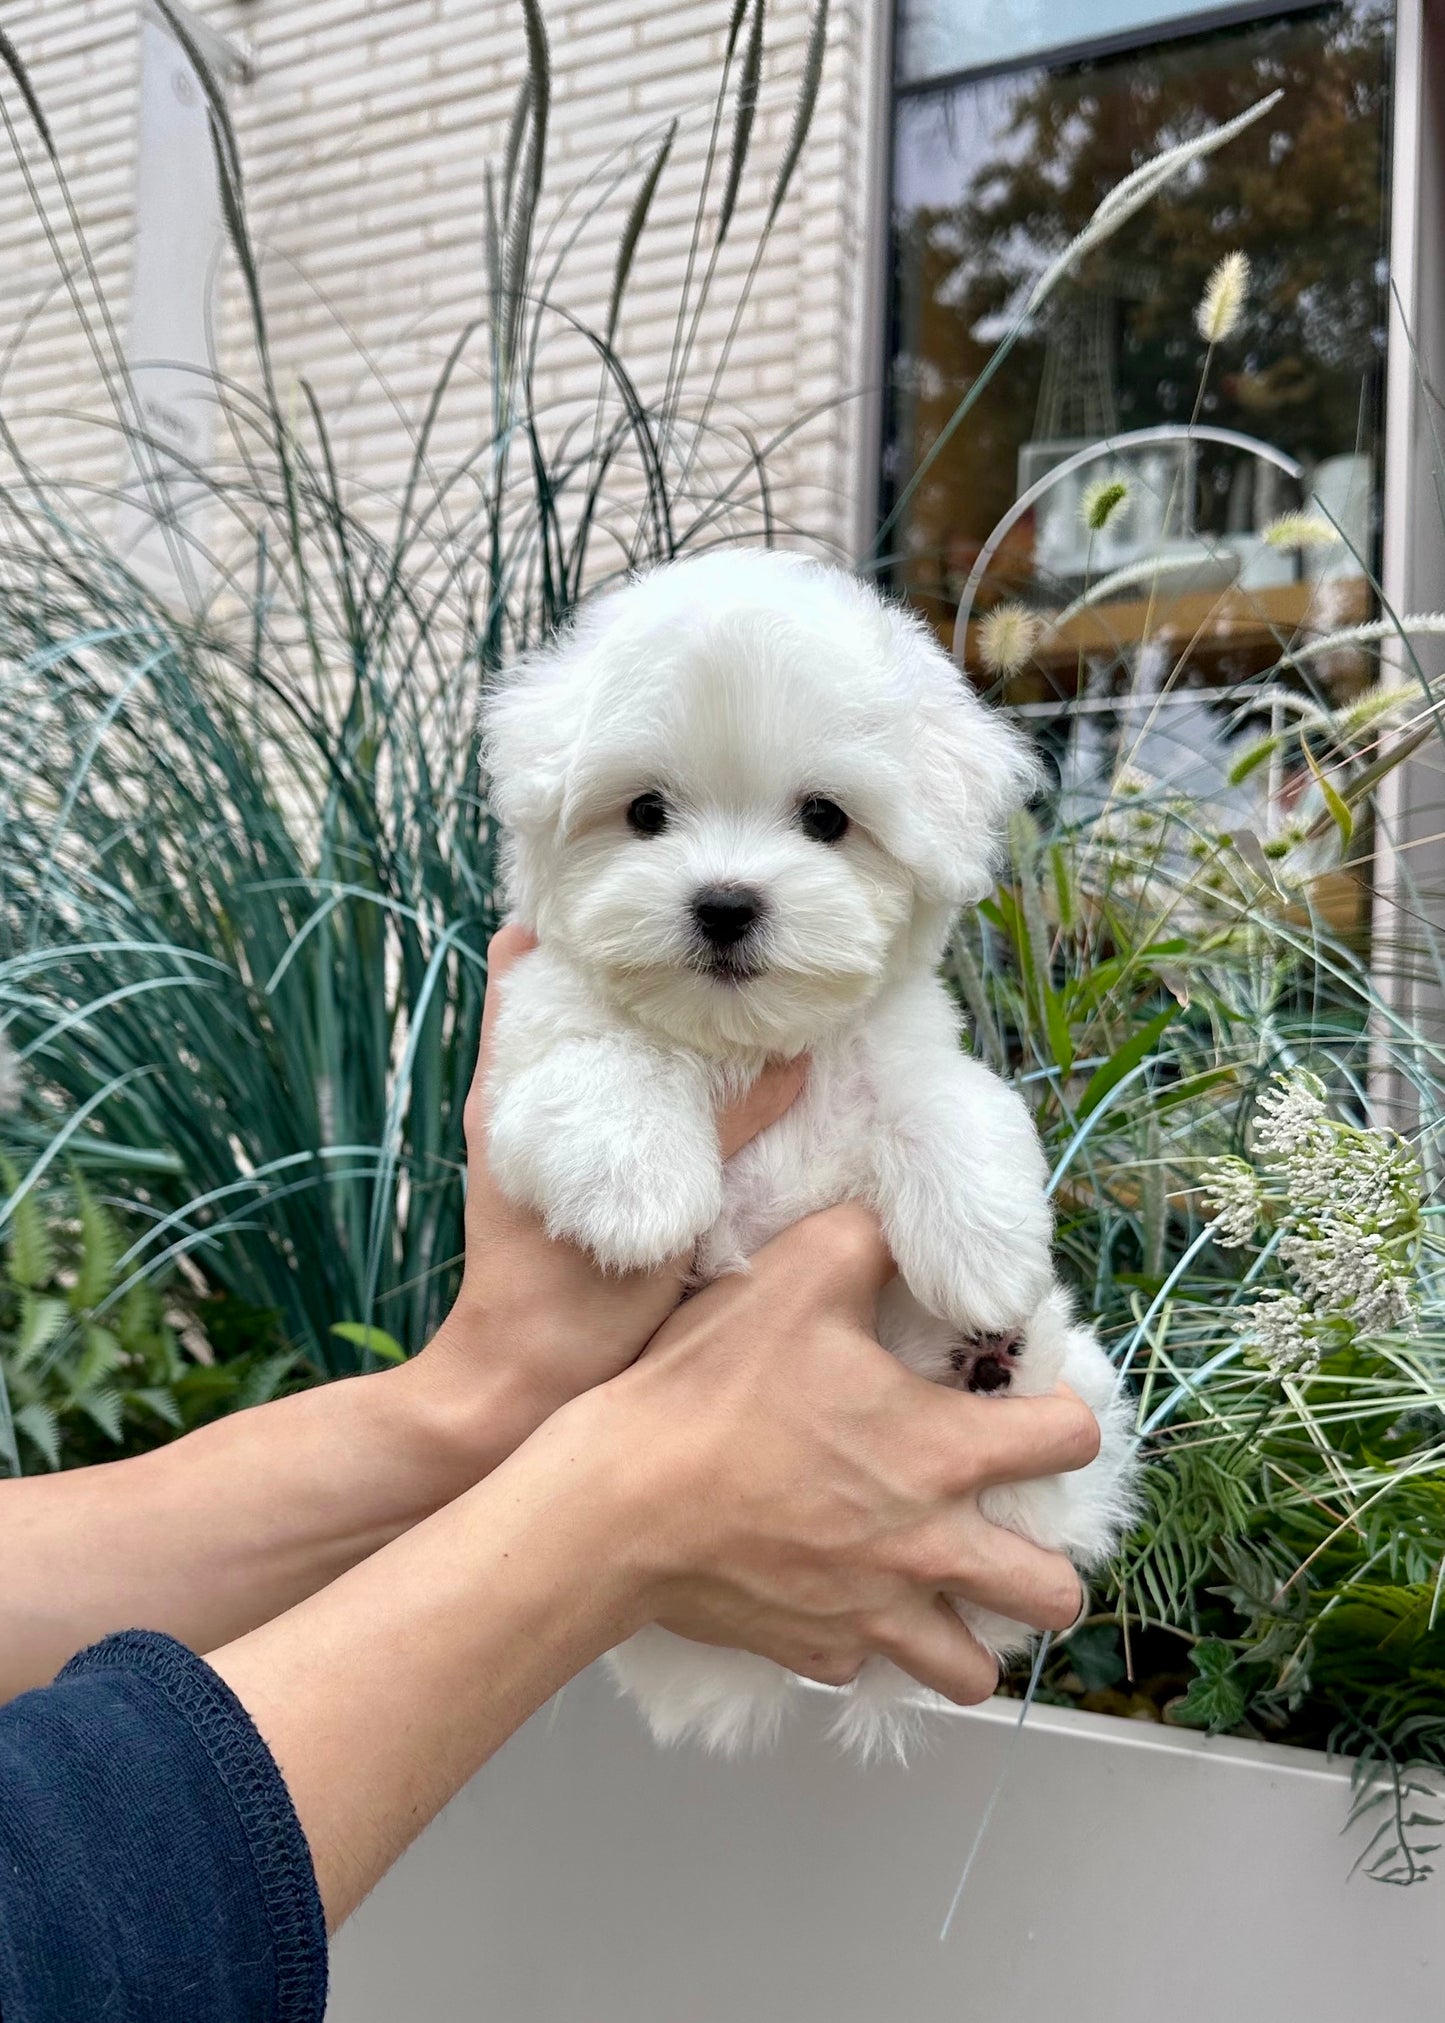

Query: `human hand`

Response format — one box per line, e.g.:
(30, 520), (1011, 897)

(208, 1203), (1098, 1928)
(546, 1204), (1100, 1703)
(400, 924), (807, 1470)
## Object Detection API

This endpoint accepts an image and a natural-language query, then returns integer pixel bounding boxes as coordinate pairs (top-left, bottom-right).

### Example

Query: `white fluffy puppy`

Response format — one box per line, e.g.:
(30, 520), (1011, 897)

(481, 547), (1136, 1758)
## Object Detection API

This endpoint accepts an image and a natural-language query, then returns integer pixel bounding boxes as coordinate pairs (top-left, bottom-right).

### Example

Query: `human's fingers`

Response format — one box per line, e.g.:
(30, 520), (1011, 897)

(873, 1594), (1000, 1706)
(928, 1387), (1101, 1494)
(477, 924), (538, 1067)
(465, 925), (540, 1145)
(786, 1645), (866, 1689)
(933, 1523), (1084, 1633)
(716, 1055), (809, 1161)
(754, 1202), (897, 1312)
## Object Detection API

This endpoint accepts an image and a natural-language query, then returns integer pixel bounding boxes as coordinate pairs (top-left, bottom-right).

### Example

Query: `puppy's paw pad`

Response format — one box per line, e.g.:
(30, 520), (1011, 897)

(946, 1329), (1024, 1395)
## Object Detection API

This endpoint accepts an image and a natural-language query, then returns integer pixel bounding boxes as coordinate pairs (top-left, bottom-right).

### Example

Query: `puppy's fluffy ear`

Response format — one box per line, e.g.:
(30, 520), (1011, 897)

(479, 631), (588, 834)
(879, 599), (1042, 905)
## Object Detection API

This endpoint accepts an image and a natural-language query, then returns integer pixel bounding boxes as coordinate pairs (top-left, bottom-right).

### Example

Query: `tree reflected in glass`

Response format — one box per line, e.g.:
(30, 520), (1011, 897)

(883, 3), (1394, 935)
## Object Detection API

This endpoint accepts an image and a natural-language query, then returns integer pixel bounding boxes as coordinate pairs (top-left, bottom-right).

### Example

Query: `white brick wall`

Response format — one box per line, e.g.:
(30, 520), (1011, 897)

(0, 0), (884, 567)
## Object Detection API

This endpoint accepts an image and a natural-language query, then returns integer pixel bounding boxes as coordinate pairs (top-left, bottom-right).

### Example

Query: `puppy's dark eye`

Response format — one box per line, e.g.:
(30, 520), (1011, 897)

(627, 791), (670, 837)
(797, 796), (849, 845)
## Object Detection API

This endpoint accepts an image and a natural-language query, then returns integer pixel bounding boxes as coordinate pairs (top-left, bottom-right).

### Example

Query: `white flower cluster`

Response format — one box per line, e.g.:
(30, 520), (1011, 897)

(1202, 1071), (1423, 1379)
(1280, 1220), (1415, 1338)
(1201, 1156), (1261, 1249)
(1238, 1290), (1318, 1377)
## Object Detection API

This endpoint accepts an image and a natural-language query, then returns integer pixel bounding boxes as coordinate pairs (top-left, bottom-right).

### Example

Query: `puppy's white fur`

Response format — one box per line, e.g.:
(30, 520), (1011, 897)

(482, 548), (1137, 1759)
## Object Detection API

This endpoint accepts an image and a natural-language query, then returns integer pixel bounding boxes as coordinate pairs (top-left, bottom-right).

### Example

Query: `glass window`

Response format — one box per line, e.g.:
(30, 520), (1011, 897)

(881, 1), (1394, 898)
(896, 0), (1299, 84)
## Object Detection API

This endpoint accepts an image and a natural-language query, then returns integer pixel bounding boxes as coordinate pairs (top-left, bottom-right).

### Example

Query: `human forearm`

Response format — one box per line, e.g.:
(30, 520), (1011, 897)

(207, 1402), (649, 1929)
(208, 1211), (1097, 1932)
(0, 1336), (546, 1702)
(0, 927), (804, 1706)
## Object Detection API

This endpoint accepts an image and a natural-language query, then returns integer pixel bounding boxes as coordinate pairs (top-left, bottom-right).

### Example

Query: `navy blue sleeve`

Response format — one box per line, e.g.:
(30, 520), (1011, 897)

(0, 1630), (327, 2023)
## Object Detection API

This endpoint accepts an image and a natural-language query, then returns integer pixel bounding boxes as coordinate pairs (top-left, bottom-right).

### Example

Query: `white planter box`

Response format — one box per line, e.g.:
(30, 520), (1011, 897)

(329, 1661), (1440, 2022)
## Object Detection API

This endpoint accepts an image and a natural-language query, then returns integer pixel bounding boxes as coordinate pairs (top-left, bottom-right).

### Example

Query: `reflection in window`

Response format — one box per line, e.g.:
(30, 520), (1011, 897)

(882, 3), (1394, 932)
(896, 0), (1242, 84)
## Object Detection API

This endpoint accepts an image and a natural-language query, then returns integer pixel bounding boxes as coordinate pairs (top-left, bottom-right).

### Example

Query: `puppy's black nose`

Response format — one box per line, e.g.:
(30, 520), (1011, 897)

(692, 884), (762, 950)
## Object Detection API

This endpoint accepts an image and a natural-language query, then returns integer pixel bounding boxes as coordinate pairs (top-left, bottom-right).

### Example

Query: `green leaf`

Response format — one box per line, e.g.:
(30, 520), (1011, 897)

(76, 1324), (125, 1389)
(1153, 1064), (1238, 1112)
(1043, 981), (1074, 1078)
(9, 1194), (54, 1294)
(71, 1170), (120, 1311)
(1077, 1005), (1178, 1119)
(14, 1293), (66, 1369)
(1302, 739), (1354, 849)
(115, 1277), (165, 1357)
(15, 1400), (61, 1471)
(1065, 940), (1190, 1014)
(231, 1351), (303, 1413)
(330, 1321), (407, 1365)
(1168, 1640), (1248, 1733)
(989, 885), (1037, 997)
(130, 1385), (184, 1430)
(1047, 842), (1077, 930)
(1227, 826), (1286, 895)
(2, 1154), (55, 1293)
(1065, 1622), (1127, 1692)
(78, 1386), (124, 1445)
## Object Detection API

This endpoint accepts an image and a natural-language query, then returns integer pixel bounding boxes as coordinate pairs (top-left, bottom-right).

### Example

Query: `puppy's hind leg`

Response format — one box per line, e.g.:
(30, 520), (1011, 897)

(608, 1628), (800, 1756)
(827, 1658), (937, 1765)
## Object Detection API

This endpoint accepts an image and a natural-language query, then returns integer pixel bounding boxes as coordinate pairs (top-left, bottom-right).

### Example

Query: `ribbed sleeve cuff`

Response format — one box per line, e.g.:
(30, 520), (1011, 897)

(59, 1630), (328, 2023)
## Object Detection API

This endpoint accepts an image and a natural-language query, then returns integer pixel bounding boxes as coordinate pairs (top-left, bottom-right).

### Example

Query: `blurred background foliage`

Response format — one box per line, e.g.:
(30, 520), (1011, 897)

(0, 0), (813, 1397)
(0, 1153), (297, 1471)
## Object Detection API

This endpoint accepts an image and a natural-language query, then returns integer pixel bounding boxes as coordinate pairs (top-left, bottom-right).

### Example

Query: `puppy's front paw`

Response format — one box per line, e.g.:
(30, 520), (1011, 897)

(488, 1056), (722, 1272)
(872, 1060), (1055, 1337)
(573, 1141), (723, 1273)
(887, 1196), (1053, 1340)
(974, 1319), (1139, 1587)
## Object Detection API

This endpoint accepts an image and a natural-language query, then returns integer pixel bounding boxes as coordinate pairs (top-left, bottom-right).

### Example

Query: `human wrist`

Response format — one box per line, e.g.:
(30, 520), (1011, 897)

(474, 1382), (670, 1639)
(372, 1307), (561, 1510)
(398, 1260), (676, 1498)
(532, 1373), (711, 1622)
